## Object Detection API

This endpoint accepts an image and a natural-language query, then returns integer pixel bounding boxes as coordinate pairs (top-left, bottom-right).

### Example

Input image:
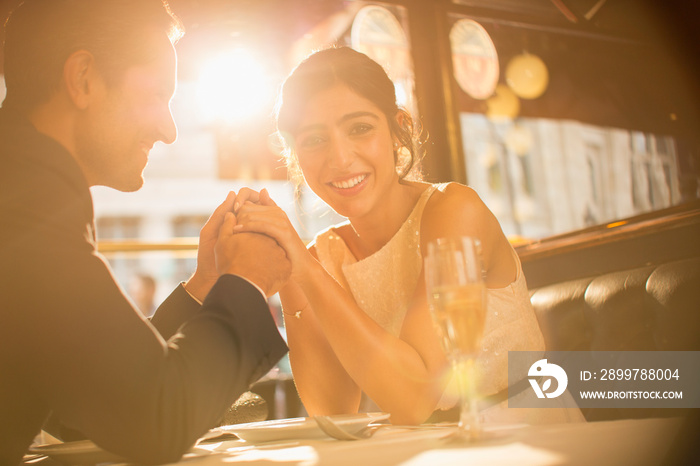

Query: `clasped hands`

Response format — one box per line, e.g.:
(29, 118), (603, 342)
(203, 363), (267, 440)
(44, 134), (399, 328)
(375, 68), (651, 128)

(184, 188), (295, 301)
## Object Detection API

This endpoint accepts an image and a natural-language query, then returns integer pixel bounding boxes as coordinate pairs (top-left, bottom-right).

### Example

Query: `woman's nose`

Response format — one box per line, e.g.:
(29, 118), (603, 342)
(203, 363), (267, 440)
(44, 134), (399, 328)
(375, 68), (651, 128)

(327, 137), (353, 170)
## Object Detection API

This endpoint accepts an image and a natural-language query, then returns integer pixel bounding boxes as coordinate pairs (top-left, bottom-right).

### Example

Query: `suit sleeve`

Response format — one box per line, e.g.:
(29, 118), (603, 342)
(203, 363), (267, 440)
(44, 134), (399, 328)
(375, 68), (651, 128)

(9, 183), (287, 465)
(150, 276), (282, 387)
(149, 283), (204, 341)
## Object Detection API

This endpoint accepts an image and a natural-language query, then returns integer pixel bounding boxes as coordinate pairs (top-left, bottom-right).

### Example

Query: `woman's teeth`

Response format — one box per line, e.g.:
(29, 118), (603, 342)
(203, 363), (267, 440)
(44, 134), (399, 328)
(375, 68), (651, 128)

(331, 175), (366, 189)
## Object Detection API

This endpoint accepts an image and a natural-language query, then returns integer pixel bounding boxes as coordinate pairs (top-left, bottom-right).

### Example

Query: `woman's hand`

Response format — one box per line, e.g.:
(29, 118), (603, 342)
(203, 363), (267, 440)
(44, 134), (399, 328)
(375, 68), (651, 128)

(232, 187), (265, 213)
(233, 194), (313, 280)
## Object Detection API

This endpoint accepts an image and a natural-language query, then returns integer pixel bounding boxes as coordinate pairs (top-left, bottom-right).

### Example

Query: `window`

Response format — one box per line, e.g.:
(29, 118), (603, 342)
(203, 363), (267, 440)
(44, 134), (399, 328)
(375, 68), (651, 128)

(446, 7), (698, 240)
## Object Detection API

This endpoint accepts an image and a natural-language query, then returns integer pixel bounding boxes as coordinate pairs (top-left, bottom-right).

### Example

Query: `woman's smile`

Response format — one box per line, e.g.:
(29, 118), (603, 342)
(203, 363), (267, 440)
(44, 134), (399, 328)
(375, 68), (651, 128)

(328, 173), (369, 196)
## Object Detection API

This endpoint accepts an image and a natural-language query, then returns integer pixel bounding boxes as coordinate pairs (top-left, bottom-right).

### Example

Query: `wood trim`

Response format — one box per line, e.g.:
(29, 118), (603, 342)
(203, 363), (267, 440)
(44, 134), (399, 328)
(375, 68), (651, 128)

(517, 202), (700, 288)
(516, 201), (700, 262)
(97, 238), (198, 253)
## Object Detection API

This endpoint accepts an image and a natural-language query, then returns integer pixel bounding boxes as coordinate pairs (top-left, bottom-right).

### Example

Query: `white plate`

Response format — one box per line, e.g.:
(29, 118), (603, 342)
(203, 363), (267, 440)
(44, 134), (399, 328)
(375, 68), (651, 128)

(28, 439), (128, 464)
(218, 412), (390, 443)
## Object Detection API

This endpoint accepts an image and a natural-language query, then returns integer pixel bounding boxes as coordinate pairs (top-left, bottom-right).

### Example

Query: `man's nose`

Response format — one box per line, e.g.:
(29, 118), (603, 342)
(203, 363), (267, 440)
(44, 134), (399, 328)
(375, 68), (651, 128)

(158, 105), (177, 145)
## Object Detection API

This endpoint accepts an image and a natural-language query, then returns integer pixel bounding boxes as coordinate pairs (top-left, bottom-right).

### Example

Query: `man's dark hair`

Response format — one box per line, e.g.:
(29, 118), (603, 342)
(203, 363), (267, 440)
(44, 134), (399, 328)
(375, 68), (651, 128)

(2, 0), (184, 113)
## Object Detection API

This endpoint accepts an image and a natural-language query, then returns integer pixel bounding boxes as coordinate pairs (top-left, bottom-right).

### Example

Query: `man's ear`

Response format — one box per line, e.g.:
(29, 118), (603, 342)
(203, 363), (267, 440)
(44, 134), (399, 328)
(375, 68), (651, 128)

(63, 50), (98, 110)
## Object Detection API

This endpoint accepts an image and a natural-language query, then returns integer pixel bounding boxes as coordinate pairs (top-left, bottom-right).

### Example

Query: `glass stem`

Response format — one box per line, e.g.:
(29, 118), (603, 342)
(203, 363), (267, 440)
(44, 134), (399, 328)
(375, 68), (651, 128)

(457, 358), (480, 439)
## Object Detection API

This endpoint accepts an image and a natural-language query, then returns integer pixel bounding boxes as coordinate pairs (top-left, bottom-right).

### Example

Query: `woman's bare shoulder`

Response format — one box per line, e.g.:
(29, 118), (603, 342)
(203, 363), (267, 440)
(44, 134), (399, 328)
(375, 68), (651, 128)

(423, 183), (490, 235)
(423, 183), (516, 285)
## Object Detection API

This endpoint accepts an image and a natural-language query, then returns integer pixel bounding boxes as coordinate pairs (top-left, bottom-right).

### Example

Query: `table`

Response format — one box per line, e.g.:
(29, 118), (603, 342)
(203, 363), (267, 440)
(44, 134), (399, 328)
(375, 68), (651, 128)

(143, 416), (690, 466)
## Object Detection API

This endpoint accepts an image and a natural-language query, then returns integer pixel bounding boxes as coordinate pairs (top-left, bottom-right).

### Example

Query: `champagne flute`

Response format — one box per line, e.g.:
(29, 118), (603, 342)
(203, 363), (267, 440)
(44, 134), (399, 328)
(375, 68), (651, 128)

(425, 236), (486, 442)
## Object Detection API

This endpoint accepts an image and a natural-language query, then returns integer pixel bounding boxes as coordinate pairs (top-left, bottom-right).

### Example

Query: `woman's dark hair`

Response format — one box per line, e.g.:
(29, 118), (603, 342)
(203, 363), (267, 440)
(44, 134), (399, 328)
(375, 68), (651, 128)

(2, 0), (184, 113)
(276, 46), (423, 184)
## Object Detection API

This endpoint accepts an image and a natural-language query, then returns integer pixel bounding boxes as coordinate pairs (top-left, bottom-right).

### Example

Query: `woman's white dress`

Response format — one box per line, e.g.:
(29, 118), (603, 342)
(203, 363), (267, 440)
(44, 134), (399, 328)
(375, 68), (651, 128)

(313, 183), (584, 424)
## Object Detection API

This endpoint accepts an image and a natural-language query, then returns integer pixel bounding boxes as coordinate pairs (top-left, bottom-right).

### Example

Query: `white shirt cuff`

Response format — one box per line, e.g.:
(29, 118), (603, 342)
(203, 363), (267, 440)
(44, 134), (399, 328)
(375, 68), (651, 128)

(181, 276), (267, 305)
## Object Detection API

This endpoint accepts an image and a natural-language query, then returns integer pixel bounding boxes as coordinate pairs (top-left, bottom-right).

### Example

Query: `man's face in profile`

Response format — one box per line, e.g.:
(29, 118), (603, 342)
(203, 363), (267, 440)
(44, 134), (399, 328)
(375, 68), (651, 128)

(74, 32), (178, 192)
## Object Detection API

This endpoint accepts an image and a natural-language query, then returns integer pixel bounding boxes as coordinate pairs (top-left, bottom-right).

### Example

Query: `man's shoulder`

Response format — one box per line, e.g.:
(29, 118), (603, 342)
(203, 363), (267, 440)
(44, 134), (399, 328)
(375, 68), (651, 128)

(1, 139), (83, 209)
(0, 122), (95, 249)
(0, 118), (91, 210)
(0, 111), (86, 189)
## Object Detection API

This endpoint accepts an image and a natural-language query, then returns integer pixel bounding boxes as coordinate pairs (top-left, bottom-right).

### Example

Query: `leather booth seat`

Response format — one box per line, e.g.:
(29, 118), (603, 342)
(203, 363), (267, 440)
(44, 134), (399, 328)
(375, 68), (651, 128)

(527, 256), (700, 420)
(529, 256), (700, 352)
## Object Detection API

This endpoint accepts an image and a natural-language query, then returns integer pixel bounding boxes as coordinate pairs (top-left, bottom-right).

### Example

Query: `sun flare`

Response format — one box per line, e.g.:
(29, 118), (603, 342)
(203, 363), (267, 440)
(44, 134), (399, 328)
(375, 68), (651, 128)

(196, 49), (270, 124)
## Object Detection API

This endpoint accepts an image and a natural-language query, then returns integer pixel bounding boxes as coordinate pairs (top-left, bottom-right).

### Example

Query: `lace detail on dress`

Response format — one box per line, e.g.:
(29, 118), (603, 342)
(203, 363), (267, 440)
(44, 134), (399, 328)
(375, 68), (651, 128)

(314, 185), (437, 336)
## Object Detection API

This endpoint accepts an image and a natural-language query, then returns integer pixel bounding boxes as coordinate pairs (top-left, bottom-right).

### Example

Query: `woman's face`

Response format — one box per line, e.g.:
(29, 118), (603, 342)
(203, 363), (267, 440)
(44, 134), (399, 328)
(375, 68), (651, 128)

(293, 84), (399, 220)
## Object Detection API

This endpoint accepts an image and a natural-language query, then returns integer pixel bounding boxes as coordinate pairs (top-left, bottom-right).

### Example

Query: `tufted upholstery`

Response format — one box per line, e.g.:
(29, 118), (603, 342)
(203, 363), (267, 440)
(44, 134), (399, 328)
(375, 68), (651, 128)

(528, 256), (700, 420)
(529, 257), (700, 352)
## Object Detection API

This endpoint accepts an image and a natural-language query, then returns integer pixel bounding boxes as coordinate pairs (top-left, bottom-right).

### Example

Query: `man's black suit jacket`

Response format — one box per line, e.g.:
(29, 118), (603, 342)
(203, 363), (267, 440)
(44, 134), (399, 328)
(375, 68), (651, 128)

(0, 107), (288, 465)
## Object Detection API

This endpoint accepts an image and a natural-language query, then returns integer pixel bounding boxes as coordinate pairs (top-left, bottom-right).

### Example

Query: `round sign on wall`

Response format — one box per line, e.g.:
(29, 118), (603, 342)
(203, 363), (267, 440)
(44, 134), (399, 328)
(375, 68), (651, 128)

(450, 19), (499, 100)
(351, 5), (415, 112)
(351, 5), (410, 82)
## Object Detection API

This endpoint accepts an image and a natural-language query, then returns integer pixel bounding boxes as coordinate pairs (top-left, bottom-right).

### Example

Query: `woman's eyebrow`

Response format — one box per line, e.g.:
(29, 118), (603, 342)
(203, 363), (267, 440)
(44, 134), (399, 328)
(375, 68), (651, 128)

(296, 123), (326, 135)
(297, 111), (380, 135)
(337, 111), (380, 124)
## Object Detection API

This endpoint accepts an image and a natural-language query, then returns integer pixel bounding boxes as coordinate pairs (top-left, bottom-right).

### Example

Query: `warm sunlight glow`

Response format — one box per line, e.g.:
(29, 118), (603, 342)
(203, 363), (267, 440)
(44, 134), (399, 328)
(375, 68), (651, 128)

(196, 49), (270, 124)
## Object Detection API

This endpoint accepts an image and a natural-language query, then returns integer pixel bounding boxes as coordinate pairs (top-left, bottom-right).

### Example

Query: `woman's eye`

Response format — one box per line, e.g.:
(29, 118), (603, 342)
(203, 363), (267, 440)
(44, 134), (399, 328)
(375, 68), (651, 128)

(350, 123), (373, 135)
(298, 135), (325, 149)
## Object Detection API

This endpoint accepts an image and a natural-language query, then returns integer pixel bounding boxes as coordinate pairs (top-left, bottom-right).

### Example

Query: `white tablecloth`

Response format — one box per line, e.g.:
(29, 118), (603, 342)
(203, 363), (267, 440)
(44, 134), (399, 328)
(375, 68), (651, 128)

(145, 416), (688, 466)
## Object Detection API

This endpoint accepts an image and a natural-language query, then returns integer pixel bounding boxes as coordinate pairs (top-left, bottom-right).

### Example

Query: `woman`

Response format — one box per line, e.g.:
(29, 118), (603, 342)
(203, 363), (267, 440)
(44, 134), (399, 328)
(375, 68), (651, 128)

(233, 47), (583, 425)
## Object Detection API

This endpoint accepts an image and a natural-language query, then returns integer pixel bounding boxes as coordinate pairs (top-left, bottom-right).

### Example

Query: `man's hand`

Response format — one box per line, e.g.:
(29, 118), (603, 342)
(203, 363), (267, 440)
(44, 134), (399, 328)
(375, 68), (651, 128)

(215, 212), (292, 297)
(184, 191), (237, 302)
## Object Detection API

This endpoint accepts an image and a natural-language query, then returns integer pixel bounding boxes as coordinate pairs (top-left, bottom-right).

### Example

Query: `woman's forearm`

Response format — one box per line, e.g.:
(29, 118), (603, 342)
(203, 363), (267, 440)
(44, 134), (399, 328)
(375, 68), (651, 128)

(280, 281), (361, 414)
(289, 262), (444, 424)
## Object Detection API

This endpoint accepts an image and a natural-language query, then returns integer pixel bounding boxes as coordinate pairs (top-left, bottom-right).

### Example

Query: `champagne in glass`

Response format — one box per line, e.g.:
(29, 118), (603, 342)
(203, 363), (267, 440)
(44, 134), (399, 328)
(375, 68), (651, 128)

(425, 236), (486, 442)
(430, 282), (486, 359)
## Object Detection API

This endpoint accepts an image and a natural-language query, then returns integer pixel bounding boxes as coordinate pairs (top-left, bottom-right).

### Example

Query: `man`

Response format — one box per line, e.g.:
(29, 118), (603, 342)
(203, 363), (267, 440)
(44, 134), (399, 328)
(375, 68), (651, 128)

(0, 1), (291, 464)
